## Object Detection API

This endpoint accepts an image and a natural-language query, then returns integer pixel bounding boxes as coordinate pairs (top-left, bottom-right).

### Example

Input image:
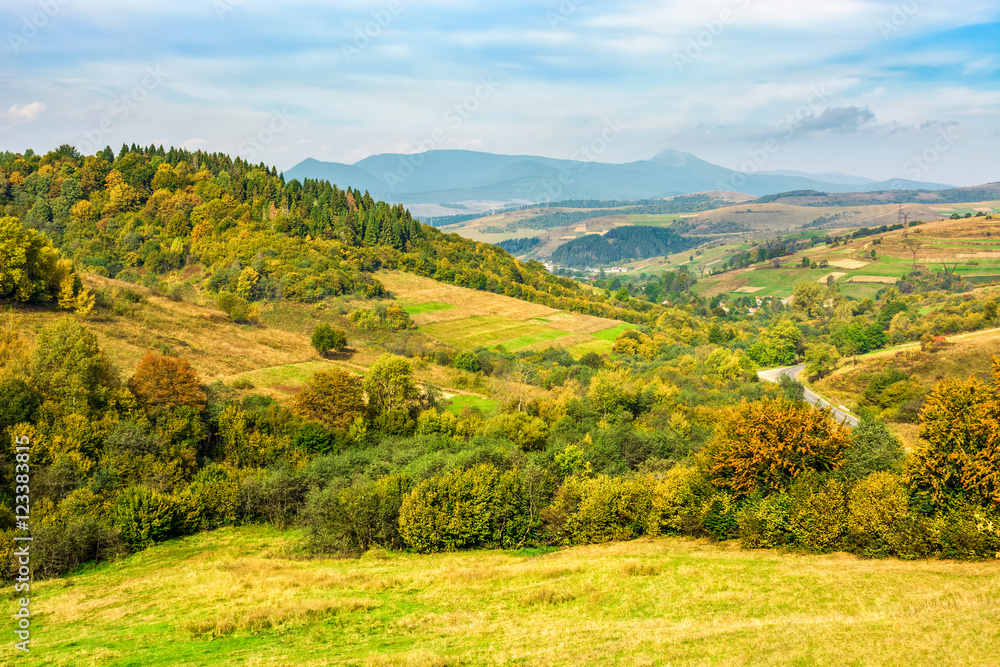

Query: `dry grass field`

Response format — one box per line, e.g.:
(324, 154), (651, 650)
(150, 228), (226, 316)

(8, 525), (999, 666)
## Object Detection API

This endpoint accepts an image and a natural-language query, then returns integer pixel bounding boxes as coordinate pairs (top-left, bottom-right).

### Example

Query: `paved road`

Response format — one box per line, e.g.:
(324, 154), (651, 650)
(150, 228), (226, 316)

(758, 363), (860, 427)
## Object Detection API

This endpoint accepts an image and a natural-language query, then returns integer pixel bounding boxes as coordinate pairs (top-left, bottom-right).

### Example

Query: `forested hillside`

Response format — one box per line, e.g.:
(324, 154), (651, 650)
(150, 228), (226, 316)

(0, 144), (660, 324)
(551, 226), (706, 267)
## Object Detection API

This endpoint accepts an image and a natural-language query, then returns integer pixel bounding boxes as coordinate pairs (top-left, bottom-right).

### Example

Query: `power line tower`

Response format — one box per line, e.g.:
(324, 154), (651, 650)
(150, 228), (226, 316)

(898, 205), (910, 238)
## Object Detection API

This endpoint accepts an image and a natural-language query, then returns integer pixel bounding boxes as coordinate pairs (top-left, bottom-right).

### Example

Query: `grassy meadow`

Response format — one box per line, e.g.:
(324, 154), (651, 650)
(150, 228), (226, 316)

(6, 525), (999, 666)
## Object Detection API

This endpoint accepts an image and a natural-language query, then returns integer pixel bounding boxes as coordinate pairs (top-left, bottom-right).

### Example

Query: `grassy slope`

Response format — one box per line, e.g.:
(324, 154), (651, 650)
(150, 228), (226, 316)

(7, 525), (999, 666)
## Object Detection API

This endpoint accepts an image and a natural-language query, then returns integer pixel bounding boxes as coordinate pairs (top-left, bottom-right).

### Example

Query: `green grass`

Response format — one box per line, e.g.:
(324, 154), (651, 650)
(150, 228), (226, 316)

(402, 301), (455, 315)
(502, 329), (572, 351)
(421, 316), (558, 350)
(445, 394), (498, 414)
(592, 322), (638, 342)
(225, 360), (333, 388)
(12, 525), (1000, 666)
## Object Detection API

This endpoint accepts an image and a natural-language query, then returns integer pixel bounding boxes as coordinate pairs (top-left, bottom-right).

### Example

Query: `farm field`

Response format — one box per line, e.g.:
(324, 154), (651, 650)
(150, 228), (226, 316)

(696, 216), (1000, 301)
(377, 271), (625, 356)
(9, 525), (999, 667)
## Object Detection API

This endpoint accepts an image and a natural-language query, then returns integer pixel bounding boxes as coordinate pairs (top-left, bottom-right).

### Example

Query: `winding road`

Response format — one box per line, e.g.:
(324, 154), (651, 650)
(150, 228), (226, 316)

(757, 364), (860, 427)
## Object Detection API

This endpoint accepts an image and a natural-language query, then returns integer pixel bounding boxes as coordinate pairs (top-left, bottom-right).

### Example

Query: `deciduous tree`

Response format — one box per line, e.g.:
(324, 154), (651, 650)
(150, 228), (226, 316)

(128, 351), (207, 413)
(294, 368), (365, 431)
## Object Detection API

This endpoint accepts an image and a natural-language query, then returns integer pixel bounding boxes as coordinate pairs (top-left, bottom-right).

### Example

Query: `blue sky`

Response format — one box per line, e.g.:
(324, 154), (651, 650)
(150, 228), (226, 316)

(1, 0), (997, 186)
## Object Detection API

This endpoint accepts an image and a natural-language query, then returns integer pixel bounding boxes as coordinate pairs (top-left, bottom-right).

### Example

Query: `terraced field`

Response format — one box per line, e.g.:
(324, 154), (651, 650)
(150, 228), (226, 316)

(378, 271), (626, 357)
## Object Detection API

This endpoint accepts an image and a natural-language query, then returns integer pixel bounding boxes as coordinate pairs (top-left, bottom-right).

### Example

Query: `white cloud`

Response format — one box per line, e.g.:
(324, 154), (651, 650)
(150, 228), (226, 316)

(0, 102), (46, 129)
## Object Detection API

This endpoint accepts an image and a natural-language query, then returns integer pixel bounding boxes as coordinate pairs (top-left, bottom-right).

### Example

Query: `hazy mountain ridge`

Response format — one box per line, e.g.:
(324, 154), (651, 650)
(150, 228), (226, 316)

(286, 149), (953, 207)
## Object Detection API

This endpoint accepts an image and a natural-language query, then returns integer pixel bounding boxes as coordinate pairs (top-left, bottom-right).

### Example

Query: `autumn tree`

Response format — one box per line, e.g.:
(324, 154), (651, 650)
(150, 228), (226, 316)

(906, 359), (1000, 510)
(128, 351), (207, 413)
(703, 396), (853, 495)
(294, 368), (365, 431)
(363, 354), (418, 415)
(804, 343), (839, 380)
(792, 280), (825, 319)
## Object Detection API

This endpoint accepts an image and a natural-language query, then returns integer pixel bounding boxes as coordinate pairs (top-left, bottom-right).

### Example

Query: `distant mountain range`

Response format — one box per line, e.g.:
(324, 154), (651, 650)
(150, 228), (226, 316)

(284, 149), (952, 214)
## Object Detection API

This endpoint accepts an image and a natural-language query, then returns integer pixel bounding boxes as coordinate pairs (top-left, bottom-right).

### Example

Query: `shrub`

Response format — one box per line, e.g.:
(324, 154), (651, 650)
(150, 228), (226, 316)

(704, 397), (853, 495)
(304, 474), (412, 555)
(906, 365), (1000, 511)
(454, 350), (481, 373)
(187, 464), (245, 528)
(738, 493), (792, 549)
(549, 475), (652, 545)
(311, 323), (347, 357)
(293, 368), (365, 431)
(847, 472), (912, 557)
(32, 516), (126, 579)
(398, 464), (527, 553)
(128, 351), (207, 414)
(478, 412), (548, 451)
(839, 418), (904, 481)
(111, 486), (178, 550)
(216, 291), (254, 323)
(0, 377), (41, 431)
(646, 465), (711, 536)
(786, 474), (848, 552)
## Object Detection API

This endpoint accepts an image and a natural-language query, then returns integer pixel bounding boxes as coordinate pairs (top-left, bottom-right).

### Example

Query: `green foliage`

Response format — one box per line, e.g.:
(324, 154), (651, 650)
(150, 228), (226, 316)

(350, 303), (417, 332)
(846, 471), (913, 557)
(311, 323), (347, 356)
(304, 474), (412, 554)
(363, 354), (418, 416)
(453, 350), (481, 372)
(0, 377), (41, 431)
(544, 475), (652, 545)
(478, 411), (548, 451)
(839, 418), (905, 482)
(30, 318), (119, 412)
(398, 464), (528, 553)
(111, 486), (179, 549)
(216, 291), (254, 323)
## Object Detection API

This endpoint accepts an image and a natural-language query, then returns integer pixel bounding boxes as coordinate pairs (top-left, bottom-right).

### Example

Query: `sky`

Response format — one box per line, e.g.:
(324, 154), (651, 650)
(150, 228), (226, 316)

(1, 0), (998, 187)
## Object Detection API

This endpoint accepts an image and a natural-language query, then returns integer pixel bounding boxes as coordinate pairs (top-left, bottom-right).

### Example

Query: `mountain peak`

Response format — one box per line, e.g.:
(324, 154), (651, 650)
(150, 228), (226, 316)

(650, 149), (704, 167)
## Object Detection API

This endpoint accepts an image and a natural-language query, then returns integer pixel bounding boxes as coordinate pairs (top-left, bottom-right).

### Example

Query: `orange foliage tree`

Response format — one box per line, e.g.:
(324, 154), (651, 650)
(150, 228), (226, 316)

(703, 396), (853, 495)
(128, 351), (207, 413)
(293, 368), (366, 431)
(906, 358), (1000, 510)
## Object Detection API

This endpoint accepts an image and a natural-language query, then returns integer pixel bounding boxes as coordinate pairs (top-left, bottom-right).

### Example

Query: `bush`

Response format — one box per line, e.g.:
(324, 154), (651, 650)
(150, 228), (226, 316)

(645, 465), (711, 536)
(32, 517), (126, 579)
(786, 475), (848, 552)
(847, 472), (911, 557)
(303, 474), (412, 555)
(216, 291), (254, 323)
(738, 493), (792, 549)
(0, 377), (41, 431)
(187, 464), (246, 528)
(398, 464), (528, 553)
(311, 324), (347, 357)
(839, 418), (904, 481)
(544, 475), (651, 545)
(111, 486), (179, 550)
(454, 350), (481, 372)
